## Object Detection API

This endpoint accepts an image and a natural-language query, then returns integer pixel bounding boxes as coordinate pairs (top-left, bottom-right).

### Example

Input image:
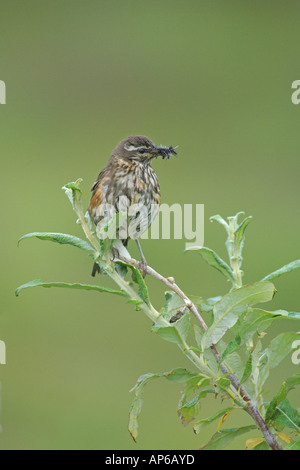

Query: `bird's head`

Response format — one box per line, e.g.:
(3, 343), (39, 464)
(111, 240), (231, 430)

(110, 135), (177, 164)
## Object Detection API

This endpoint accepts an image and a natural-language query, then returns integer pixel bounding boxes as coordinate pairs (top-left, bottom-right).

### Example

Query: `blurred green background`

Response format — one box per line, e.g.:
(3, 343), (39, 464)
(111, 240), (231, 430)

(0, 0), (299, 450)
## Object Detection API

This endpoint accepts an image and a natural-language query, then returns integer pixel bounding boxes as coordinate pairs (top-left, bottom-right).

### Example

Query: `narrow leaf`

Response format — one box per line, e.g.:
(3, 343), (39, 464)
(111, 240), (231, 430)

(15, 280), (127, 297)
(210, 214), (229, 231)
(18, 232), (94, 251)
(193, 407), (234, 434)
(128, 382), (147, 442)
(262, 260), (300, 282)
(199, 425), (257, 450)
(234, 216), (252, 251)
(265, 382), (287, 423)
(119, 262), (151, 306)
(240, 354), (253, 385)
(220, 335), (241, 362)
(185, 246), (234, 282)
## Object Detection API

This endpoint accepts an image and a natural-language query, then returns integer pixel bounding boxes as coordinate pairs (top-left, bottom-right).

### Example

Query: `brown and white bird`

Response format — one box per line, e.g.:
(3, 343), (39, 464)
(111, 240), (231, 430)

(88, 135), (177, 276)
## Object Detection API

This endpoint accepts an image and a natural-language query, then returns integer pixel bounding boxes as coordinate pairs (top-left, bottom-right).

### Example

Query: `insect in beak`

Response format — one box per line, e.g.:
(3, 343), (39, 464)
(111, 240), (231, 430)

(154, 145), (178, 159)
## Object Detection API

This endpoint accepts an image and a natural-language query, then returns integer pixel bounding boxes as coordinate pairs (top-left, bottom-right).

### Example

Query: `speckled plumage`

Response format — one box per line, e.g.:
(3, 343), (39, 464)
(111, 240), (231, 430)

(88, 135), (176, 275)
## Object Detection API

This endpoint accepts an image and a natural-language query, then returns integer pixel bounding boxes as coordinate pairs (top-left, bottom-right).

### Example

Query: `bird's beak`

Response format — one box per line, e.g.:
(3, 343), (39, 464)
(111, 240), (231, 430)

(151, 145), (178, 159)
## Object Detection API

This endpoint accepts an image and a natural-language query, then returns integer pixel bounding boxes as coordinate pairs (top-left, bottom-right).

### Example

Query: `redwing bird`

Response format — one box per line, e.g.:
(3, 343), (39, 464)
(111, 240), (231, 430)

(88, 135), (177, 276)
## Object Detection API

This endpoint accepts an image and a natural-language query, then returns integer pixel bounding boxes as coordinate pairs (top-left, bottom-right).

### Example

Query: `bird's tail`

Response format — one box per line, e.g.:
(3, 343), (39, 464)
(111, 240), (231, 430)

(91, 262), (101, 277)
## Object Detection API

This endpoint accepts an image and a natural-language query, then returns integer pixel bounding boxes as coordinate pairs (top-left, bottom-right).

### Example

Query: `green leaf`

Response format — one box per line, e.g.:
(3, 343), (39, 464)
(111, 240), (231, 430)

(236, 309), (282, 344)
(153, 311), (190, 345)
(18, 232), (94, 251)
(251, 440), (270, 450)
(262, 260), (300, 282)
(188, 295), (208, 311)
(193, 407), (234, 434)
(234, 216), (252, 250)
(119, 262), (151, 306)
(115, 262), (128, 278)
(160, 291), (185, 318)
(185, 247), (234, 282)
(257, 332), (300, 391)
(223, 351), (245, 381)
(199, 425), (257, 450)
(162, 368), (199, 383)
(220, 335), (241, 362)
(129, 368), (198, 441)
(63, 179), (83, 193)
(207, 296), (223, 306)
(210, 214), (229, 231)
(215, 376), (231, 394)
(236, 308), (300, 345)
(62, 178), (83, 209)
(201, 282), (275, 350)
(240, 352), (255, 386)
(15, 280), (127, 297)
(181, 376), (212, 402)
(284, 441), (300, 450)
(266, 383), (287, 423)
(286, 374), (300, 392)
(272, 399), (300, 431)
(174, 312), (191, 342)
(193, 323), (204, 348)
(152, 324), (182, 345)
(128, 378), (148, 442)
(287, 312), (300, 319)
(265, 332), (300, 370)
(127, 299), (144, 305)
(177, 395), (202, 426)
(130, 369), (198, 393)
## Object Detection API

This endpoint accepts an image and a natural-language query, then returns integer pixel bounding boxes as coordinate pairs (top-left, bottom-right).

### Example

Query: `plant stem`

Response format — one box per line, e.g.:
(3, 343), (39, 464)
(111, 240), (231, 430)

(228, 218), (243, 288)
(108, 269), (213, 377)
(77, 209), (100, 253)
(116, 253), (281, 450)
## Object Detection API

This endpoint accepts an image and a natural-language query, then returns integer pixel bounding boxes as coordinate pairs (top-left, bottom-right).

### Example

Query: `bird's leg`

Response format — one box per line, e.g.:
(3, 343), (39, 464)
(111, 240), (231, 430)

(135, 239), (147, 278)
(112, 245), (120, 260)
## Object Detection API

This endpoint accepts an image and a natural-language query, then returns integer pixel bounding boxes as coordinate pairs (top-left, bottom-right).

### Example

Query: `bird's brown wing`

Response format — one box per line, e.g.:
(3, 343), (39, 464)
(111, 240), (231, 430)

(88, 166), (111, 225)
(90, 166), (110, 193)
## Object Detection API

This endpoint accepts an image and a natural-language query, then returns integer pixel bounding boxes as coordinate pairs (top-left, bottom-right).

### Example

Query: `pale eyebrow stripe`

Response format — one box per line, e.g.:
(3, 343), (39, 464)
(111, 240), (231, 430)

(124, 144), (146, 151)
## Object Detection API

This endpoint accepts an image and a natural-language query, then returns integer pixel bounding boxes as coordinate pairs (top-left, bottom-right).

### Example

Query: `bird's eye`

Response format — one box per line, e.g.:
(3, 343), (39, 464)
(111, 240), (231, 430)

(138, 148), (146, 154)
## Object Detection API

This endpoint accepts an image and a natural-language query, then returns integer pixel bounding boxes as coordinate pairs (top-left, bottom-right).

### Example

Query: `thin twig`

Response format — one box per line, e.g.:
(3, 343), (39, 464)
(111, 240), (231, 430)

(116, 253), (281, 450)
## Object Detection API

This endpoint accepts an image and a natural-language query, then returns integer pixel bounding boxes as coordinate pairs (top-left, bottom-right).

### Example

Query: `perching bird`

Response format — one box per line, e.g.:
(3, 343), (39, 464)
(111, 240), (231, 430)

(88, 135), (177, 276)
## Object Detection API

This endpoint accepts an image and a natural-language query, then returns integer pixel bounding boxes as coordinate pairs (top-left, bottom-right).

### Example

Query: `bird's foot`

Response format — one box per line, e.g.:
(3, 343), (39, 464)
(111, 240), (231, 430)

(112, 246), (120, 260)
(137, 258), (148, 278)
